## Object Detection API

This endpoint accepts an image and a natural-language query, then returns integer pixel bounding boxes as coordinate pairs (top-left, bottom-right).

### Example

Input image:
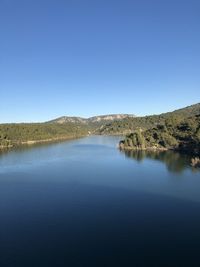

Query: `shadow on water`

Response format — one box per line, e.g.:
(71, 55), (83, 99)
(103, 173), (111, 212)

(1, 136), (200, 266)
(122, 149), (196, 174)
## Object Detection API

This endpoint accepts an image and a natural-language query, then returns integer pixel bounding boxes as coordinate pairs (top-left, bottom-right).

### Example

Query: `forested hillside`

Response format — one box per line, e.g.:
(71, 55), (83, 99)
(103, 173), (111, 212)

(0, 123), (88, 148)
(49, 114), (135, 133)
(119, 114), (200, 156)
(98, 103), (200, 135)
(1, 103), (200, 151)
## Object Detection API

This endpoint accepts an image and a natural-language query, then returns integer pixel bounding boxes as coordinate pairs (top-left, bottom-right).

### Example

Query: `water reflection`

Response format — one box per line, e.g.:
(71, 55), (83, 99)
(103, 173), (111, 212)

(122, 149), (194, 174)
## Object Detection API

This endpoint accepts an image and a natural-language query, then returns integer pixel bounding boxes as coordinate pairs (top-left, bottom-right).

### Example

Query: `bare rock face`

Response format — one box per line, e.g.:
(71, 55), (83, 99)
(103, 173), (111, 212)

(88, 114), (135, 123)
(49, 117), (88, 124)
(49, 114), (135, 124)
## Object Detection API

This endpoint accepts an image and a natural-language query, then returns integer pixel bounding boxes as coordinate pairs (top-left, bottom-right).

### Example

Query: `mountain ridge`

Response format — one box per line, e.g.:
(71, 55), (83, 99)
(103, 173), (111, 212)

(48, 103), (200, 125)
(0, 103), (199, 151)
(48, 114), (136, 124)
(97, 103), (200, 135)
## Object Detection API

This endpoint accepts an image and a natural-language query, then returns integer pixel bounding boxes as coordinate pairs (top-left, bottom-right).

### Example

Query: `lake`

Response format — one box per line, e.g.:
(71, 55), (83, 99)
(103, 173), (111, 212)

(0, 135), (200, 267)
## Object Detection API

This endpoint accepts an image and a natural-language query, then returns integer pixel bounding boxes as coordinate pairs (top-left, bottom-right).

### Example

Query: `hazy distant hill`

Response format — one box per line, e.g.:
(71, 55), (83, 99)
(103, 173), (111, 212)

(49, 104), (200, 127)
(49, 116), (88, 124)
(163, 103), (200, 117)
(1, 104), (199, 150)
(88, 114), (135, 123)
(97, 103), (200, 135)
(49, 114), (135, 125)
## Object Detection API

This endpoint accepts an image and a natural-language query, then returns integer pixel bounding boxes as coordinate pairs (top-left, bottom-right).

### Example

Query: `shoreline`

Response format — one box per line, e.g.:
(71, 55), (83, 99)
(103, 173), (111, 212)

(119, 145), (200, 168)
(0, 135), (87, 150)
(119, 143), (200, 156)
(118, 143), (169, 152)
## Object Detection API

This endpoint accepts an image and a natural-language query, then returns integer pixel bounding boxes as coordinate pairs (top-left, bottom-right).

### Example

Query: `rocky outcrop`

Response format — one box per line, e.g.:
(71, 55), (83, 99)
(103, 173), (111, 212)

(49, 114), (135, 125)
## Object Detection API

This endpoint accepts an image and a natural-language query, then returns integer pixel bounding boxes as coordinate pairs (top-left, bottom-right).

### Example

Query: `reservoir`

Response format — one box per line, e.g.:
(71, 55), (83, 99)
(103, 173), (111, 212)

(0, 136), (200, 267)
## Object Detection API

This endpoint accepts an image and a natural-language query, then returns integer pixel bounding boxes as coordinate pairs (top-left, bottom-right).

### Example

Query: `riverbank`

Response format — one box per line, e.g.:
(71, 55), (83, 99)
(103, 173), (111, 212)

(0, 135), (87, 150)
(0, 122), (89, 150)
(119, 141), (200, 168)
(119, 142), (169, 152)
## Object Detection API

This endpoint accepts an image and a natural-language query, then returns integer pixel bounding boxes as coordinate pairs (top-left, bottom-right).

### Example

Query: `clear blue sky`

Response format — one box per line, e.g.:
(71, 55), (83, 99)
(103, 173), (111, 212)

(1, 0), (200, 122)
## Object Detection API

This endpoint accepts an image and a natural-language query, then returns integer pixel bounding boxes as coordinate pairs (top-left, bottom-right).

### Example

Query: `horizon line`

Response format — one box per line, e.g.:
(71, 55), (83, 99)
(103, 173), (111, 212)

(0, 102), (199, 124)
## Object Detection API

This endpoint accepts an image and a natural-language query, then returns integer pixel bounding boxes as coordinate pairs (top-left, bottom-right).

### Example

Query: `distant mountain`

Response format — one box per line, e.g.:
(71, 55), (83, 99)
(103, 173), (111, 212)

(49, 103), (200, 128)
(1, 103), (199, 151)
(88, 114), (135, 123)
(49, 114), (135, 125)
(162, 103), (200, 117)
(97, 103), (200, 135)
(49, 116), (87, 124)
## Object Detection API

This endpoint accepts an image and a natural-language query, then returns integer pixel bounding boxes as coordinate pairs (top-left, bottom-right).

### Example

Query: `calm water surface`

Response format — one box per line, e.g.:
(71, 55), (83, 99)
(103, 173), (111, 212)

(0, 136), (200, 267)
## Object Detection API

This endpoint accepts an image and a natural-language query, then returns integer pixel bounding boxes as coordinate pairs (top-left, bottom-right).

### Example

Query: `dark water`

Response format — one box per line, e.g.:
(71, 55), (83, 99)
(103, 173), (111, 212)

(0, 136), (200, 267)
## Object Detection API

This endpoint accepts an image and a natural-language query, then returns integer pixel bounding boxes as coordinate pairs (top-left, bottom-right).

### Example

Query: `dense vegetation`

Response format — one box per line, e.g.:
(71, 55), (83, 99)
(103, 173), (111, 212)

(1, 103), (200, 154)
(49, 114), (136, 133)
(98, 103), (200, 135)
(0, 123), (88, 148)
(119, 114), (200, 156)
